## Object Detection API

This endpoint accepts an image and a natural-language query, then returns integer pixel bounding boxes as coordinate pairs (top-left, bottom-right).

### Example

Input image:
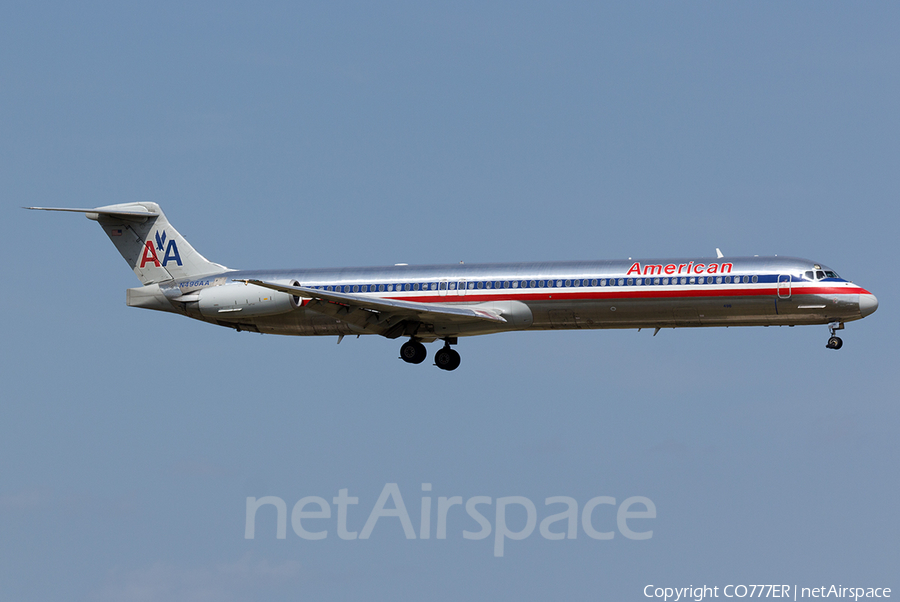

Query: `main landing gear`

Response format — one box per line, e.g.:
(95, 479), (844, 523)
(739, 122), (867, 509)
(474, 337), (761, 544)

(399, 338), (461, 371)
(399, 340), (428, 364)
(434, 343), (461, 372)
(826, 322), (844, 350)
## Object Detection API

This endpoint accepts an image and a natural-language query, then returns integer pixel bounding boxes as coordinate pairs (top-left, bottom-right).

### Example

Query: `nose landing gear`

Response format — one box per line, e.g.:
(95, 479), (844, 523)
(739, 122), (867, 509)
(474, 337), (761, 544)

(826, 322), (844, 350)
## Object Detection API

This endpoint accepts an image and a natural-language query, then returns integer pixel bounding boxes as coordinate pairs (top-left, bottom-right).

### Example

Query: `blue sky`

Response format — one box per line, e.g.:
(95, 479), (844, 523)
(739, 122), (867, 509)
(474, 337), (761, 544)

(2, 2), (898, 600)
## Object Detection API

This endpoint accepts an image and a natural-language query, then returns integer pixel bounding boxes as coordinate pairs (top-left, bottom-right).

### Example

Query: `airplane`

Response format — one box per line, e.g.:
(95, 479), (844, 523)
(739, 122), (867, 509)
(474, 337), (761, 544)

(27, 202), (878, 371)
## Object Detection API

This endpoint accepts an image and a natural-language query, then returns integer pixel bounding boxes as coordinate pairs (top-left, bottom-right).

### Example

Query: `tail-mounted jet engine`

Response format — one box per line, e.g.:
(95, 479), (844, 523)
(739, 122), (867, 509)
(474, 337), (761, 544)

(198, 281), (303, 318)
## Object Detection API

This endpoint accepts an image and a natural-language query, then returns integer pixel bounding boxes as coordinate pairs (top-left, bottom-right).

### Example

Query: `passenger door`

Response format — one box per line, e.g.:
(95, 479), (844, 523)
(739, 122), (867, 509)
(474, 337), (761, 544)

(777, 275), (792, 299)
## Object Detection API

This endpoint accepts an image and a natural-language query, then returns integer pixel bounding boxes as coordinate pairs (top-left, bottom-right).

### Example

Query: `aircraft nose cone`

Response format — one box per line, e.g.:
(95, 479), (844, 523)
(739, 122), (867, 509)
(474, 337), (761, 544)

(859, 294), (878, 318)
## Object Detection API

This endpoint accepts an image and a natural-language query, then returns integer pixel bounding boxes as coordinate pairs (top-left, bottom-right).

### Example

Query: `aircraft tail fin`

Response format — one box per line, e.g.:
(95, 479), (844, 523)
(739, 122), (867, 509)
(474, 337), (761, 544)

(27, 202), (229, 284)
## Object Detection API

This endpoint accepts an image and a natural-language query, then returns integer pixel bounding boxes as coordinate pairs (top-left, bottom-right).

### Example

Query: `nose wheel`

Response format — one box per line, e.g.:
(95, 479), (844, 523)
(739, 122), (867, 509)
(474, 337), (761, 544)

(826, 322), (844, 350)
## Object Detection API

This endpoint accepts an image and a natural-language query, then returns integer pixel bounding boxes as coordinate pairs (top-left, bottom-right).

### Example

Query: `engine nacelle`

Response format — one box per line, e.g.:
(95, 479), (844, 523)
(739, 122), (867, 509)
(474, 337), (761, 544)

(198, 282), (301, 318)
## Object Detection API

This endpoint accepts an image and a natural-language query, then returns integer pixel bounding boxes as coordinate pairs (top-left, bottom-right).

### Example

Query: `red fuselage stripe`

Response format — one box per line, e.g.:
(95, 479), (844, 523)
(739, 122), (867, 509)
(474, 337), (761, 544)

(383, 286), (869, 304)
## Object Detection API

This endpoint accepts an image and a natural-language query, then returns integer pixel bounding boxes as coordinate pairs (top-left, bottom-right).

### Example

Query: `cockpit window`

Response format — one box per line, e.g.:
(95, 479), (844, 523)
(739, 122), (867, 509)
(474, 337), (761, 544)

(805, 269), (841, 280)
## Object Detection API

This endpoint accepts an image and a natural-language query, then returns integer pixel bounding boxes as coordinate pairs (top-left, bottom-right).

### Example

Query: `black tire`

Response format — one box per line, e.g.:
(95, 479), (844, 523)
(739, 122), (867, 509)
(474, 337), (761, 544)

(826, 336), (843, 350)
(446, 349), (461, 371)
(435, 347), (453, 370)
(435, 348), (461, 371)
(400, 341), (427, 364)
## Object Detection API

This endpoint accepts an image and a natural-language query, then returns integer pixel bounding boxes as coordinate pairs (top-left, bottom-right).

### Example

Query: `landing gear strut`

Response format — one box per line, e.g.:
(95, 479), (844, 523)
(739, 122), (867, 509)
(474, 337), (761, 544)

(434, 341), (461, 371)
(826, 322), (844, 350)
(399, 340), (427, 364)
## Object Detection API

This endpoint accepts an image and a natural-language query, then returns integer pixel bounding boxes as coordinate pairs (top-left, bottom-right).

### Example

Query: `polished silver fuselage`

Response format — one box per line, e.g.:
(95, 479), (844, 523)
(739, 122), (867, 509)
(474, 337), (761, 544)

(156, 256), (876, 341)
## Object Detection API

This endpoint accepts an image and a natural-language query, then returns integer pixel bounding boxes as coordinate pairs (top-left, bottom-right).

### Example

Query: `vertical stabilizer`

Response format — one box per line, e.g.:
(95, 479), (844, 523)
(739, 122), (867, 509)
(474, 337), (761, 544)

(28, 202), (229, 284)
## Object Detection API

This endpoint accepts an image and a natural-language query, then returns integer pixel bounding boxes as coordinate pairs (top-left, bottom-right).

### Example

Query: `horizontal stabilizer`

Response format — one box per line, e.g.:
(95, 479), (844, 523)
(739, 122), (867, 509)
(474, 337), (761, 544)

(25, 206), (159, 219)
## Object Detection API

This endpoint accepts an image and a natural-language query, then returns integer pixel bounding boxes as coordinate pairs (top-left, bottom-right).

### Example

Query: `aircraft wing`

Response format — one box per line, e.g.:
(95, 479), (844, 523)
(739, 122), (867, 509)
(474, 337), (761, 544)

(235, 279), (506, 338)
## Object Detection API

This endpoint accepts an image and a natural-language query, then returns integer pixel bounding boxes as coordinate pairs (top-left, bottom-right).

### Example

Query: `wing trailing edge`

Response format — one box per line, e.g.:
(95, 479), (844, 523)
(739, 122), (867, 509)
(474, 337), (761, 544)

(234, 279), (507, 336)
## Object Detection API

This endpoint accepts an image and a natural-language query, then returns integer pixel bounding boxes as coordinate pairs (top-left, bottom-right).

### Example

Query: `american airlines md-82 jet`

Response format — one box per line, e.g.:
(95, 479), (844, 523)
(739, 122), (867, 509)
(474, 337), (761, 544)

(28, 203), (878, 371)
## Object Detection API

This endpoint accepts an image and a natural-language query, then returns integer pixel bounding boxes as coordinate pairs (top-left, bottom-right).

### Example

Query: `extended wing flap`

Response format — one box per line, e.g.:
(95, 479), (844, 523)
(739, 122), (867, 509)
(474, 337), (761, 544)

(234, 279), (506, 331)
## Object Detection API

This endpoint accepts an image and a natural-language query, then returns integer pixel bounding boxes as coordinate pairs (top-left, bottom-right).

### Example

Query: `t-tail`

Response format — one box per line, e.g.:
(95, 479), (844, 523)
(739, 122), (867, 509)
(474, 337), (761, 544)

(26, 202), (229, 284)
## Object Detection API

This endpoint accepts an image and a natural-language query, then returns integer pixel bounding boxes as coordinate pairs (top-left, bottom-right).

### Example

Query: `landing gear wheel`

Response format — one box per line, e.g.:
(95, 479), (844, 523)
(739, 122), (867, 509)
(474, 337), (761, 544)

(447, 349), (461, 371)
(400, 340), (427, 364)
(434, 347), (461, 371)
(826, 336), (843, 350)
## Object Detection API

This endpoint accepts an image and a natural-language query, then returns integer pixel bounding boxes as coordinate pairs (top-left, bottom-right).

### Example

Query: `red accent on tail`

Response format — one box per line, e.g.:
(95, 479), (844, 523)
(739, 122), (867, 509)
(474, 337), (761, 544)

(140, 241), (161, 268)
